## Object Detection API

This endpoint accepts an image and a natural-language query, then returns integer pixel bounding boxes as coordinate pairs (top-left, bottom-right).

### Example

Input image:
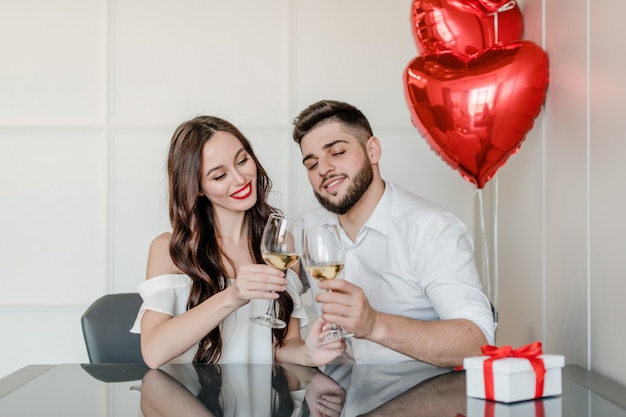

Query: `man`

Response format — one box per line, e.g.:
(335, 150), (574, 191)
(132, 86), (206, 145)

(292, 99), (496, 367)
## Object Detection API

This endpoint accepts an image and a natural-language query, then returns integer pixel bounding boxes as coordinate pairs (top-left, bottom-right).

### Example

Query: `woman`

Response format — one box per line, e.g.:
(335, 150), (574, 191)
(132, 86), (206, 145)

(131, 115), (344, 369)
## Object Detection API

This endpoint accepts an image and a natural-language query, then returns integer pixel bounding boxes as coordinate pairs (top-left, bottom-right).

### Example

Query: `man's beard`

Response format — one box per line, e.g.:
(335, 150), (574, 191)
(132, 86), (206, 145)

(314, 160), (373, 215)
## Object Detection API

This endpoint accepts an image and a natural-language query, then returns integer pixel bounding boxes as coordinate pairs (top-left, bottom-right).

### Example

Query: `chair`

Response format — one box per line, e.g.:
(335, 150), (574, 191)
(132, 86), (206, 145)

(81, 293), (145, 364)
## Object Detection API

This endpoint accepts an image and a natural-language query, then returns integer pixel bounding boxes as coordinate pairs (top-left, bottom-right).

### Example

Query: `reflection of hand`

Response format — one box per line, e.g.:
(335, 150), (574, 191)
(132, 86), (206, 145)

(305, 372), (346, 417)
(317, 279), (375, 338)
(305, 317), (346, 365)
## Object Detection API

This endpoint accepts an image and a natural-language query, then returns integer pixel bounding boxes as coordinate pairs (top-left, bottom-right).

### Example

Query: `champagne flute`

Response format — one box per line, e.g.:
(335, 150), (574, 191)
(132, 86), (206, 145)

(250, 213), (303, 329)
(303, 224), (355, 342)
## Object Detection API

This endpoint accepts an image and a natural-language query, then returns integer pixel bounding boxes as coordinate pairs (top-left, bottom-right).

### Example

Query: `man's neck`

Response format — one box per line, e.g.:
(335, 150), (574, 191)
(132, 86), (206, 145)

(338, 177), (386, 241)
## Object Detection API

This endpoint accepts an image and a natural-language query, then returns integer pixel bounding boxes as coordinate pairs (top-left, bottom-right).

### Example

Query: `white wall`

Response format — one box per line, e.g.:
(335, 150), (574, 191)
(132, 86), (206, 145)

(1, 0), (624, 388)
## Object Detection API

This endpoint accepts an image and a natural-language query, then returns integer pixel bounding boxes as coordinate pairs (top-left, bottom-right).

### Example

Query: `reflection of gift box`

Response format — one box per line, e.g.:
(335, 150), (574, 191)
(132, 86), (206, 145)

(467, 395), (562, 417)
(463, 342), (564, 403)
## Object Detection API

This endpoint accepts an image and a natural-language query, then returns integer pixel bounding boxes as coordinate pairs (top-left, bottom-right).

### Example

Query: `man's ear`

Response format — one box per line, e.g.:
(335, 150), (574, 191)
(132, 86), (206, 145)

(366, 136), (382, 163)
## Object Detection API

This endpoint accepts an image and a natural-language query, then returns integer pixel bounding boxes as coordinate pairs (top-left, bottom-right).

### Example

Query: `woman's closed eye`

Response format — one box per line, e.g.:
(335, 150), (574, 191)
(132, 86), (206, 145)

(213, 172), (226, 181)
(237, 155), (249, 166)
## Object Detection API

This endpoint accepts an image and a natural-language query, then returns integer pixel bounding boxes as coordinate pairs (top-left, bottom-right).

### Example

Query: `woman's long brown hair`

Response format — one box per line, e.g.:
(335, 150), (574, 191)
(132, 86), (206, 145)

(167, 116), (294, 363)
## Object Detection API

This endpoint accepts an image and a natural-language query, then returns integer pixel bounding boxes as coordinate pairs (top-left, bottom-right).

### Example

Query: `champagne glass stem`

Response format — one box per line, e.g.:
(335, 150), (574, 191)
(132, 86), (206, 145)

(320, 288), (354, 342)
(327, 289), (339, 331)
(266, 297), (277, 318)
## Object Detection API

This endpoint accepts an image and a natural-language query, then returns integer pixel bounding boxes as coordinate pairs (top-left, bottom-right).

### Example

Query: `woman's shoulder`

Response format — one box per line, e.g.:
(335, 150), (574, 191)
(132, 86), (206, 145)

(147, 231), (183, 278)
(150, 232), (173, 251)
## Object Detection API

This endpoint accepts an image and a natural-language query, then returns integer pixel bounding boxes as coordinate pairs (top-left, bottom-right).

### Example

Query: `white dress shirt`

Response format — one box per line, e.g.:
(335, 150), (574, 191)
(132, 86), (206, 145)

(300, 181), (496, 364)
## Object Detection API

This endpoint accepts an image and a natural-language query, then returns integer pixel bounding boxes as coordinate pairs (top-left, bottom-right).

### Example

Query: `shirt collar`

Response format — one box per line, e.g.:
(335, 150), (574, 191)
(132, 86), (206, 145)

(360, 181), (391, 237)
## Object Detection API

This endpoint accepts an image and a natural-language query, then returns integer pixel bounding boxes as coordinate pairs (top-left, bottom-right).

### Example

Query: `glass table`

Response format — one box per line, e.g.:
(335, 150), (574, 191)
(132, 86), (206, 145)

(0, 362), (624, 416)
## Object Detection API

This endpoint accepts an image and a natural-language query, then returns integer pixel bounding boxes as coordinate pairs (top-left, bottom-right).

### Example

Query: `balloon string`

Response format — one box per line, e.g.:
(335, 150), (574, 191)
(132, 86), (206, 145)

(493, 176), (499, 314)
(475, 182), (500, 317)
(476, 188), (492, 302)
(494, 12), (499, 44)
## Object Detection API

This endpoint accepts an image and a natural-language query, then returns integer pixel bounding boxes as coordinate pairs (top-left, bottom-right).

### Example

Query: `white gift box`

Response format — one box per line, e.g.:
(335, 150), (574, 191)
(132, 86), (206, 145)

(467, 395), (562, 417)
(464, 354), (565, 403)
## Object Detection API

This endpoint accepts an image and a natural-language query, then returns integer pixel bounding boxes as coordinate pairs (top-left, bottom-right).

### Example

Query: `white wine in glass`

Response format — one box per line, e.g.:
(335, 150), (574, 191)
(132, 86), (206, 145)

(303, 224), (355, 342)
(250, 213), (303, 329)
(262, 252), (300, 271)
(305, 263), (344, 282)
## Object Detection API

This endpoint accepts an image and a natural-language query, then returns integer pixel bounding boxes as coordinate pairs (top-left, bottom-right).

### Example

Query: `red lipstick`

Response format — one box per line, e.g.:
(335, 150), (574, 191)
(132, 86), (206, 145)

(231, 182), (253, 200)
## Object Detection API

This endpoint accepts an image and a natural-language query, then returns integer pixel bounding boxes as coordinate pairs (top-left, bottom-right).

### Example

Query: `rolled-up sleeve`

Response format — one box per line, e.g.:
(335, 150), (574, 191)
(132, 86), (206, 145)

(425, 281), (496, 344)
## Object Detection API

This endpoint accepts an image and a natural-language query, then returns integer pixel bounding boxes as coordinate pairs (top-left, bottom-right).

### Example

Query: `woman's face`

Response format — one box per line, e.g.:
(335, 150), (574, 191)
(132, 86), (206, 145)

(199, 131), (258, 215)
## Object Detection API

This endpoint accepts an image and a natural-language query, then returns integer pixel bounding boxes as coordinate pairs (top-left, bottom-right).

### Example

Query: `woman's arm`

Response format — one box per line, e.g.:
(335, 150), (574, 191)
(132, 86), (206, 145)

(140, 233), (288, 369)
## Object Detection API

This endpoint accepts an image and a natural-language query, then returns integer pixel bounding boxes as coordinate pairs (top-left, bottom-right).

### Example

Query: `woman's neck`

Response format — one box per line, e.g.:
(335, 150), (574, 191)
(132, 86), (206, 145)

(214, 211), (253, 277)
(214, 210), (248, 245)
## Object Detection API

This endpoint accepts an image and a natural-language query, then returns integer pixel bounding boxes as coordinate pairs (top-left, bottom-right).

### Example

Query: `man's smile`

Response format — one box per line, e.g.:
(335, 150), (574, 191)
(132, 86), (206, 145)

(322, 176), (345, 193)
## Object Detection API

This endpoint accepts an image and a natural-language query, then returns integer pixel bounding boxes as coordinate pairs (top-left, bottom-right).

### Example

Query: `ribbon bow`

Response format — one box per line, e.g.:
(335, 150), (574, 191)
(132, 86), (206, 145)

(481, 341), (546, 401)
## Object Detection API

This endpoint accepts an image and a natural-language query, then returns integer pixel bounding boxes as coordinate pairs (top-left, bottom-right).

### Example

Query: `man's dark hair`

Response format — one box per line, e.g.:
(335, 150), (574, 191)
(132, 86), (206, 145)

(292, 100), (373, 145)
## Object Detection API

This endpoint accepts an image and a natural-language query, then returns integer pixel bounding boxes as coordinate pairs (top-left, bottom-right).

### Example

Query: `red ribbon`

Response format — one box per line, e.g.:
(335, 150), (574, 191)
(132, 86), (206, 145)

(484, 400), (545, 417)
(481, 341), (546, 401)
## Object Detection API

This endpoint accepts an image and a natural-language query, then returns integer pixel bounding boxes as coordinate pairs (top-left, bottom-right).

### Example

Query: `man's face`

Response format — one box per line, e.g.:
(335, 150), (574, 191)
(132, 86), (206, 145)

(300, 122), (373, 215)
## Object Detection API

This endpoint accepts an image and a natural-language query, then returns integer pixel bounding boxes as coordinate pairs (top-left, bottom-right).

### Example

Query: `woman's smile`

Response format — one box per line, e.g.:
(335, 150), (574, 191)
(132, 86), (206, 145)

(231, 182), (253, 200)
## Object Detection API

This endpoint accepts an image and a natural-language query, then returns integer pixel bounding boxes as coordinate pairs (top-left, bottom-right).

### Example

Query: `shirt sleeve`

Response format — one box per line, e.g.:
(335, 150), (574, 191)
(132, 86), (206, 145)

(130, 274), (191, 334)
(286, 269), (309, 328)
(425, 281), (496, 344)
(418, 213), (496, 344)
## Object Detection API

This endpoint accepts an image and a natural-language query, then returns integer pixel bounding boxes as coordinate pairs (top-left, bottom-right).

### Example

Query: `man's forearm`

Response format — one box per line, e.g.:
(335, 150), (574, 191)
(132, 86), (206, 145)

(367, 313), (487, 367)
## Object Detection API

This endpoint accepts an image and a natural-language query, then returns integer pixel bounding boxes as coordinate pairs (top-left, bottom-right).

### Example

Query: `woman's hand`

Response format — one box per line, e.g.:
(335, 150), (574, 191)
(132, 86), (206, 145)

(231, 264), (288, 306)
(305, 317), (346, 366)
(305, 371), (346, 417)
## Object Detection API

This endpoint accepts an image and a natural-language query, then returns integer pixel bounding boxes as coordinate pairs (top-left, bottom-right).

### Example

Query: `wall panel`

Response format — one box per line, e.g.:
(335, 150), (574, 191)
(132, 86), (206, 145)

(0, 131), (108, 305)
(0, 309), (88, 380)
(293, 0), (416, 129)
(0, 0), (106, 126)
(112, 130), (172, 292)
(589, 0), (626, 386)
(493, 125), (545, 347)
(111, 0), (290, 128)
(543, 0), (589, 366)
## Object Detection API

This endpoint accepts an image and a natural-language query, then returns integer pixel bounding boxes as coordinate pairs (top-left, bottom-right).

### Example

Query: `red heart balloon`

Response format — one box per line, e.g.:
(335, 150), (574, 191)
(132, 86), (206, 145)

(411, 0), (524, 56)
(403, 41), (549, 188)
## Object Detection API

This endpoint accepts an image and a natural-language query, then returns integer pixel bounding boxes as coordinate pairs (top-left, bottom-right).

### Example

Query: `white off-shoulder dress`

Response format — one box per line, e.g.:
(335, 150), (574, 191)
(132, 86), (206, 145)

(130, 270), (308, 364)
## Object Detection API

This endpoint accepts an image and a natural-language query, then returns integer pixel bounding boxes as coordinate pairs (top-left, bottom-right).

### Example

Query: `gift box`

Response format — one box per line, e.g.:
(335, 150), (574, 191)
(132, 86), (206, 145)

(466, 395), (562, 417)
(463, 342), (564, 403)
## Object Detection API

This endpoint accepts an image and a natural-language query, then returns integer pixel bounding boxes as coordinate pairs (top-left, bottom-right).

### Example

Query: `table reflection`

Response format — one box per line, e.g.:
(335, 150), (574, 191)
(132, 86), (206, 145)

(3, 363), (624, 416)
(138, 362), (459, 417)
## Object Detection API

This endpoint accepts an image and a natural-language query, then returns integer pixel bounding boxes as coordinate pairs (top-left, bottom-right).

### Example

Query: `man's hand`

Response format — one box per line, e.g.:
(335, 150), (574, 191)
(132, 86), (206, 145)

(316, 279), (377, 339)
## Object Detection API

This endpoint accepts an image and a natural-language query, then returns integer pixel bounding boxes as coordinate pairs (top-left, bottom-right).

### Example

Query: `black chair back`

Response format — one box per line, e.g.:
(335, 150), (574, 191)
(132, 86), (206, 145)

(81, 293), (145, 364)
